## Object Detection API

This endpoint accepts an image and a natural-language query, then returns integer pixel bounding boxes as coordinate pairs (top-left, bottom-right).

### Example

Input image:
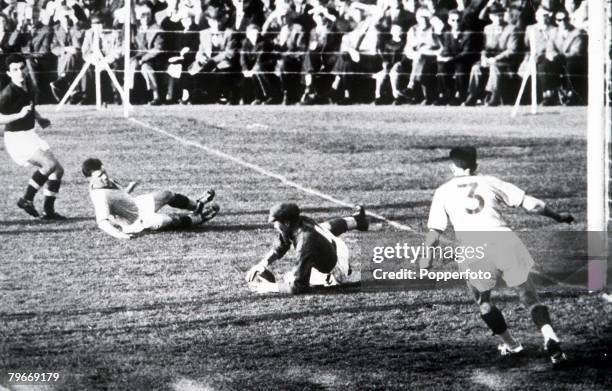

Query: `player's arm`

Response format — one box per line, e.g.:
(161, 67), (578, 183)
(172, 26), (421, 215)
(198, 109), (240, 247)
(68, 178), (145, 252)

(521, 195), (574, 224)
(124, 181), (139, 194)
(421, 187), (448, 269)
(97, 219), (133, 240)
(0, 105), (31, 124)
(91, 192), (133, 239)
(245, 251), (282, 294)
(245, 250), (282, 282)
(246, 233), (290, 280)
(251, 276), (308, 295)
(420, 229), (443, 270)
(249, 257), (310, 295)
(33, 109), (51, 128)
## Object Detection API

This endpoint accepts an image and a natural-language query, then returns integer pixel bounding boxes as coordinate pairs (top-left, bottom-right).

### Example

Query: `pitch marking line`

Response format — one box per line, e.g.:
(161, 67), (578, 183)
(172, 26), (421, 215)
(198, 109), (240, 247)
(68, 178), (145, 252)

(129, 117), (412, 231)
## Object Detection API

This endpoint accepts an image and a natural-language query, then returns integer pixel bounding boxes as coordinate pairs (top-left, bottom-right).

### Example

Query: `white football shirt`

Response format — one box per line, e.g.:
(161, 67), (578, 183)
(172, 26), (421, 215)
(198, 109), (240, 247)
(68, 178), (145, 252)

(89, 186), (139, 227)
(427, 175), (526, 231)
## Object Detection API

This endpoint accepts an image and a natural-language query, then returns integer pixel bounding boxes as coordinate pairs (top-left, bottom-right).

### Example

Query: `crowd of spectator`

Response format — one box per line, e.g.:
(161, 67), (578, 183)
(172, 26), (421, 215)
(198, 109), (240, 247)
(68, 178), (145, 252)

(0, 0), (591, 106)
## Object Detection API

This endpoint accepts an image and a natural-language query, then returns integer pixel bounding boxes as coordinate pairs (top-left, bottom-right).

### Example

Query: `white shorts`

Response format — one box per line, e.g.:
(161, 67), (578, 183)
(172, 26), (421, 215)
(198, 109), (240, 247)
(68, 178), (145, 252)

(123, 193), (170, 233)
(329, 237), (350, 283)
(4, 130), (50, 167)
(458, 231), (534, 292)
(306, 230), (351, 287)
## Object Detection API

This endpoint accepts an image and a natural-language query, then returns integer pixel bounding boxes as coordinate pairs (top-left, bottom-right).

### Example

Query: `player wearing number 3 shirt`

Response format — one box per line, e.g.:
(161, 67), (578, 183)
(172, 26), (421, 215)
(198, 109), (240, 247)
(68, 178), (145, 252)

(422, 146), (574, 368)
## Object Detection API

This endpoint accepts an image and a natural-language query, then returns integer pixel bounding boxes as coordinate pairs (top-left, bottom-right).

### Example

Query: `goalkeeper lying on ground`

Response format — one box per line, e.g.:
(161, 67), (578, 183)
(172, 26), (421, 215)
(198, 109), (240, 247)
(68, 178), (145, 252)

(82, 158), (219, 239)
(246, 203), (369, 294)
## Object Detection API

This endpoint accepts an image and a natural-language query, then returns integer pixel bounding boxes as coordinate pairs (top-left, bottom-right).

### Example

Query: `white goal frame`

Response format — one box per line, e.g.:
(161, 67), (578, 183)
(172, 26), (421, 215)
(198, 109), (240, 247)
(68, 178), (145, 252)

(587, 0), (609, 291)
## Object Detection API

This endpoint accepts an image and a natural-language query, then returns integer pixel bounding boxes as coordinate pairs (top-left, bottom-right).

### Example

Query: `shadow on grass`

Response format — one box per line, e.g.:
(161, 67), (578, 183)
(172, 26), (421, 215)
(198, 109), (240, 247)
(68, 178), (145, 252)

(9, 289), (588, 341)
(214, 201), (433, 218)
(198, 223), (269, 232)
(22, 330), (610, 390)
(0, 216), (91, 226)
(0, 295), (270, 321)
(0, 227), (91, 235)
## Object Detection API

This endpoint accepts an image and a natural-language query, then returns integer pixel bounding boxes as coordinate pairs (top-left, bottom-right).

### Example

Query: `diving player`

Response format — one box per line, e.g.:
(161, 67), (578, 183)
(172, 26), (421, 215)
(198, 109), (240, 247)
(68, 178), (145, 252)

(82, 158), (219, 239)
(246, 203), (369, 294)
(0, 54), (65, 219)
(422, 146), (573, 368)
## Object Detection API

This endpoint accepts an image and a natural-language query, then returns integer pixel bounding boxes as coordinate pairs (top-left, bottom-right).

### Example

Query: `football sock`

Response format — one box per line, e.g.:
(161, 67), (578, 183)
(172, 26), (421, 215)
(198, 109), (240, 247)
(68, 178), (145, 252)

(24, 170), (49, 201)
(326, 218), (349, 236)
(531, 304), (552, 328)
(481, 306), (507, 335)
(531, 305), (559, 342)
(498, 330), (520, 349)
(541, 324), (559, 343)
(171, 214), (203, 228)
(168, 193), (193, 210)
(43, 172), (61, 213)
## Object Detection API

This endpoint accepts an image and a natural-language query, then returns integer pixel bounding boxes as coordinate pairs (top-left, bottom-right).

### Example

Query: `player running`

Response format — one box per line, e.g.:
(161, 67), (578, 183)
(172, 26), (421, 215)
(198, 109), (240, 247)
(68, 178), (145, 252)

(245, 203), (369, 294)
(82, 158), (219, 239)
(421, 146), (574, 368)
(0, 54), (65, 219)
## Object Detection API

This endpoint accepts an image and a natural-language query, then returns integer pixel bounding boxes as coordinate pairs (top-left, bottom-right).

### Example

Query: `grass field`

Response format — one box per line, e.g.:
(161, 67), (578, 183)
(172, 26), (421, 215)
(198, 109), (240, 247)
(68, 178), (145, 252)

(1, 105), (610, 390)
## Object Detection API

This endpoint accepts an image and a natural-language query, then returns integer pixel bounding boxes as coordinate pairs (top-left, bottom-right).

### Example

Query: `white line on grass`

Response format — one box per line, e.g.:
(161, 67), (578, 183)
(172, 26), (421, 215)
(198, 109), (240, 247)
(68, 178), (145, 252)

(129, 118), (413, 231)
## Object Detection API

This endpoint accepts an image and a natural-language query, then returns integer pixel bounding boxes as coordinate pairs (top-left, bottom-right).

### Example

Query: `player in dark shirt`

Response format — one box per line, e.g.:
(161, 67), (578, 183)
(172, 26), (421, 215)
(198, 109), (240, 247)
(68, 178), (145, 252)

(246, 203), (369, 294)
(0, 54), (65, 219)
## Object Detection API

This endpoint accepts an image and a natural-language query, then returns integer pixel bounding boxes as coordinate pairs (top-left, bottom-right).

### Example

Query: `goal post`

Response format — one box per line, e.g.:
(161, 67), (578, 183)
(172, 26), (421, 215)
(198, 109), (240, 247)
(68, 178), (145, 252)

(123, 0), (132, 118)
(587, 0), (609, 291)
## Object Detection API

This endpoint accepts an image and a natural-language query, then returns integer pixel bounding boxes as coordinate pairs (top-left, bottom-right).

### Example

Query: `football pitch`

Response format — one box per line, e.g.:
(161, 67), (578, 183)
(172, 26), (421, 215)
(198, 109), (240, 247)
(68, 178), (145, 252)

(1, 105), (610, 390)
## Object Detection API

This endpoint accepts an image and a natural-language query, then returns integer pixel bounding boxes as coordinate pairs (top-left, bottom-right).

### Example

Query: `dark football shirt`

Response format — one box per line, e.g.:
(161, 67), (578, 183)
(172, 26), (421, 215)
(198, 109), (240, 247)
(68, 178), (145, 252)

(0, 82), (35, 132)
(270, 216), (338, 293)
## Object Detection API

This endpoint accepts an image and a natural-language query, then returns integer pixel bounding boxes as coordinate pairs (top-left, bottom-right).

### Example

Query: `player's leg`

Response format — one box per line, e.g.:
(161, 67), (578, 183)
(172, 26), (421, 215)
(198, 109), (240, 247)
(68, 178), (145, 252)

(319, 205), (369, 236)
(328, 237), (351, 284)
(470, 284), (523, 355)
(148, 189), (215, 213)
(281, 259), (313, 294)
(19, 149), (59, 217)
(138, 204), (220, 232)
(164, 212), (213, 229)
(516, 276), (567, 367)
(40, 151), (65, 219)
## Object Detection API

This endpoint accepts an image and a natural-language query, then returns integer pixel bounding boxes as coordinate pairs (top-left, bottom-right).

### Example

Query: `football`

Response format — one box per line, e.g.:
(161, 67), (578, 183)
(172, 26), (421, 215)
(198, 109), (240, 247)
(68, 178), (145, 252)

(254, 268), (276, 283)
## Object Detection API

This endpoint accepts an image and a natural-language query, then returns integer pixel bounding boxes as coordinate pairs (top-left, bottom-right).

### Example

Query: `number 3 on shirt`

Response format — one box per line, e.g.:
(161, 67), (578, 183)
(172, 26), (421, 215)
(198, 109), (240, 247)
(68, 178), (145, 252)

(458, 182), (484, 214)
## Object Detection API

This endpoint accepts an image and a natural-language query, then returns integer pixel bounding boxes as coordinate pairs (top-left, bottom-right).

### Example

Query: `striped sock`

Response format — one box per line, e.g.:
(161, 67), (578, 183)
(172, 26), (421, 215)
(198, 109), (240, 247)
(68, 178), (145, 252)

(43, 173), (61, 213)
(24, 170), (49, 201)
(171, 214), (203, 228)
